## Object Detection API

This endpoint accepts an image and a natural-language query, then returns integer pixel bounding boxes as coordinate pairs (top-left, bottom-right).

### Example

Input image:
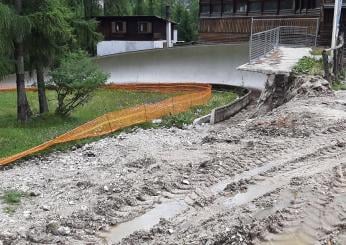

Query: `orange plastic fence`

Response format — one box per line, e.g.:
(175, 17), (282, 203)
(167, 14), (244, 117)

(0, 83), (212, 166)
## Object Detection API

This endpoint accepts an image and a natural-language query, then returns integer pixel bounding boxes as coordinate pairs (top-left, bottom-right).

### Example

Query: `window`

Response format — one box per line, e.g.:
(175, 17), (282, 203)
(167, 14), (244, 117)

(112, 21), (126, 33)
(280, 0), (293, 10)
(263, 0), (278, 11)
(235, 0), (247, 13)
(309, 0), (320, 9)
(223, 3), (234, 15)
(211, 4), (222, 15)
(138, 22), (152, 33)
(200, 4), (210, 15)
(248, 0), (262, 12)
(301, 0), (308, 9)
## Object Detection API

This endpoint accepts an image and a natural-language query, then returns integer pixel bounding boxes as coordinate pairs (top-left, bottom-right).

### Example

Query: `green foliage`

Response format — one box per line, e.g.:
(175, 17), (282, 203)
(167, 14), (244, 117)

(292, 56), (324, 76)
(332, 80), (346, 91)
(172, 0), (199, 42)
(25, 0), (74, 70)
(104, 0), (132, 16)
(49, 51), (108, 116)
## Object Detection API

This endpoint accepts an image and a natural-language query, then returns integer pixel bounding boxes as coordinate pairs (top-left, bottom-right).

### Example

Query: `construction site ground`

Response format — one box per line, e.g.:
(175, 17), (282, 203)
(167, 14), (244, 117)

(0, 89), (345, 245)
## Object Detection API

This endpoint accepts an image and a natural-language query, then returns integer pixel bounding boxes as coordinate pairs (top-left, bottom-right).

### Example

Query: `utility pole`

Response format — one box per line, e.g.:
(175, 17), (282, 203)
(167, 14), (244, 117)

(331, 0), (343, 49)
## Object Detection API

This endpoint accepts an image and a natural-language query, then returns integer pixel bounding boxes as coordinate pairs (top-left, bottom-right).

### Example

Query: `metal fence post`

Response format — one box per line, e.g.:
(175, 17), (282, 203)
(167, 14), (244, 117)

(314, 19), (319, 47)
(264, 31), (267, 55)
(249, 18), (254, 63)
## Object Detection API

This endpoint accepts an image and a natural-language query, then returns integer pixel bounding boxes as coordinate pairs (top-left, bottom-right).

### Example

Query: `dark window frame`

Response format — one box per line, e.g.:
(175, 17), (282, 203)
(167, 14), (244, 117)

(200, 3), (211, 16)
(235, 0), (247, 13)
(112, 21), (127, 34)
(137, 21), (152, 34)
(248, 0), (263, 13)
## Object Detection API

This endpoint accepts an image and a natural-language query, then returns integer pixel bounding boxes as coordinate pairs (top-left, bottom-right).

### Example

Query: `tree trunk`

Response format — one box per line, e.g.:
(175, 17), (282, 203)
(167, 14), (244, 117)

(14, 0), (32, 122)
(36, 66), (49, 114)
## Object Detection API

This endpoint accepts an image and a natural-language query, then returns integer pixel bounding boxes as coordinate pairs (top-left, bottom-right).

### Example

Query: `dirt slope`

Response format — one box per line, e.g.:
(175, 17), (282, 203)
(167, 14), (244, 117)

(0, 90), (345, 245)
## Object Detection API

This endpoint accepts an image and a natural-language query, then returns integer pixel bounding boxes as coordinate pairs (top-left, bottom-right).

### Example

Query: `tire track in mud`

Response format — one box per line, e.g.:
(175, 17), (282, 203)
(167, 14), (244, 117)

(259, 164), (346, 245)
(117, 124), (346, 244)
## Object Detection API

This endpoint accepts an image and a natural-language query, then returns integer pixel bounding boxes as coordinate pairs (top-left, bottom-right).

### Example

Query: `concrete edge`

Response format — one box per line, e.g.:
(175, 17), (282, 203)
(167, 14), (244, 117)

(193, 84), (252, 125)
(193, 114), (211, 125)
(210, 88), (252, 125)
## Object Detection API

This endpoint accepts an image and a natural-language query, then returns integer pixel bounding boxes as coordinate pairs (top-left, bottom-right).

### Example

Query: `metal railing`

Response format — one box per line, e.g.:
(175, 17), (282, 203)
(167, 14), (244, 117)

(249, 26), (315, 63)
(249, 27), (280, 62)
(249, 17), (319, 63)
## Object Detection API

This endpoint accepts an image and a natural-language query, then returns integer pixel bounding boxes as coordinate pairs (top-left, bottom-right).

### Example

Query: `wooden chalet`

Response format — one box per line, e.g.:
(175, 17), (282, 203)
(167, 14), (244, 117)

(199, 0), (346, 45)
(95, 16), (177, 56)
(96, 16), (176, 42)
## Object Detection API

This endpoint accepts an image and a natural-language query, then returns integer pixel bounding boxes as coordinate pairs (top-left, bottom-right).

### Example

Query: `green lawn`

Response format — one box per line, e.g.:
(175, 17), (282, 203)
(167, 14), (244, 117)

(0, 89), (238, 160)
(0, 89), (170, 159)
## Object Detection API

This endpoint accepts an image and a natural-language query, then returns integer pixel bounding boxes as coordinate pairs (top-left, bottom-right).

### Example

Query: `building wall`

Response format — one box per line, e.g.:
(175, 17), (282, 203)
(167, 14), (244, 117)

(98, 17), (168, 41)
(199, 0), (322, 43)
(97, 40), (166, 56)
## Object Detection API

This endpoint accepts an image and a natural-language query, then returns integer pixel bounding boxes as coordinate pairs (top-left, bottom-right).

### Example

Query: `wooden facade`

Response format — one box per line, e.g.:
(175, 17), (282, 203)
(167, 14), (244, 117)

(199, 0), (346, 45)
(96, 16), (176, 41)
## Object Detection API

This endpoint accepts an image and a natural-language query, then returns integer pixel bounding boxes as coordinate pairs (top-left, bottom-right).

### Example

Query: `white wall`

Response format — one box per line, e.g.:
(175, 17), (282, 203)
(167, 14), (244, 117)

(173, 30), (178, 43)
(94, 43), (267, 90)
(97, 41), (166, 56)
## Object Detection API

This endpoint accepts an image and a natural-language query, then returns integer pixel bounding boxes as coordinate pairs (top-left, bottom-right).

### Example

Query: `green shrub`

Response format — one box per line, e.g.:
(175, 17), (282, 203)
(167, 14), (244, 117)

(49, 51), (109, 117)
(292, 56), (323, 75)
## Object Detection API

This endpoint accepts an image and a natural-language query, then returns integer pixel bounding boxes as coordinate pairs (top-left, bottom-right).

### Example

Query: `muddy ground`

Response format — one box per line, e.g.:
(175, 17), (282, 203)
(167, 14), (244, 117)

(0, 89), (345, 245)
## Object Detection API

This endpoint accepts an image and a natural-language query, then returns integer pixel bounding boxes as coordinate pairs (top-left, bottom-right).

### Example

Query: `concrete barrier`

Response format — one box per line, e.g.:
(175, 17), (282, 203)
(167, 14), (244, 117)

(210, 88), (252, 125)
(193, 84), (252, 125)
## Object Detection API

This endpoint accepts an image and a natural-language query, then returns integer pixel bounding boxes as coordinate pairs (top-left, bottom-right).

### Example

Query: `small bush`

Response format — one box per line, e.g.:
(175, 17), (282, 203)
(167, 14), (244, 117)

(49, 51), (109, 117)
(292, 56), (323, 75)
(332, 81), (346, 91)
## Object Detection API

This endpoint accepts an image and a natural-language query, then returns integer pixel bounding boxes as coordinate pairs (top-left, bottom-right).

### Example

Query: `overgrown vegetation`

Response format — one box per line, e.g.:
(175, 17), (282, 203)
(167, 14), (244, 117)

(332, 80), (346, 91)
(0, 90), (170, 159)
(49, 51), (108, 117)
(1, 190), (25, 214)
(293, 55), (346, 91)
(141, 91), (238, 129)
(292, 56), (324, 76)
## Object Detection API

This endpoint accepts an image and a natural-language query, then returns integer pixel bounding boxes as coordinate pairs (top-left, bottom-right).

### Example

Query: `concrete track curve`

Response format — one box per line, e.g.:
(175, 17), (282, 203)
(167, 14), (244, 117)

(0, 44), (266, 90)
(95, 43), (266, 89)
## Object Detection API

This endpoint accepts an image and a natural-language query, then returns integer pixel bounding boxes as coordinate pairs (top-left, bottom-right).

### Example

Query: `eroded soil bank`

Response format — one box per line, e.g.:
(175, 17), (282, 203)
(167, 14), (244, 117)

(0, 76), (345, 245)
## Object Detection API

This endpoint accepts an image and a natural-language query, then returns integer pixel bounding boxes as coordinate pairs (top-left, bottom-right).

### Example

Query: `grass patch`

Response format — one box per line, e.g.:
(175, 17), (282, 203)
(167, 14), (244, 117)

(1, 189), (25, 214)
(332, 80), (346, 91)
(292, 56), (324, 76)
(0, 89), (171, 159)
(141, 90), (238, 129)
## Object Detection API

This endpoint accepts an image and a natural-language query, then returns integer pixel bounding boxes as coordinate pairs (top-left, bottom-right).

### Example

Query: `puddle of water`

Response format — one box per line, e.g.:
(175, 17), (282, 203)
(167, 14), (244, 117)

(224, 177), (289, 208)
(261, 231), (315, 245)
(100, 200), (188, 244)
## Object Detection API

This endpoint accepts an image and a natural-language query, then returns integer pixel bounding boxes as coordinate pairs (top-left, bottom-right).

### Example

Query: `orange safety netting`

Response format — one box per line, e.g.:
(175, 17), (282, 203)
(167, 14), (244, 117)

(0, 83), (212, 166)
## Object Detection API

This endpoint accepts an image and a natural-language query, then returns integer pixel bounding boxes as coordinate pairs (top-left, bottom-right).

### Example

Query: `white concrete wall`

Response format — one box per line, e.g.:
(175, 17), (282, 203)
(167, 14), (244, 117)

(97, 41), (166, 56)
(173, 30), (178, 43)
(94, 43), (267, 89)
